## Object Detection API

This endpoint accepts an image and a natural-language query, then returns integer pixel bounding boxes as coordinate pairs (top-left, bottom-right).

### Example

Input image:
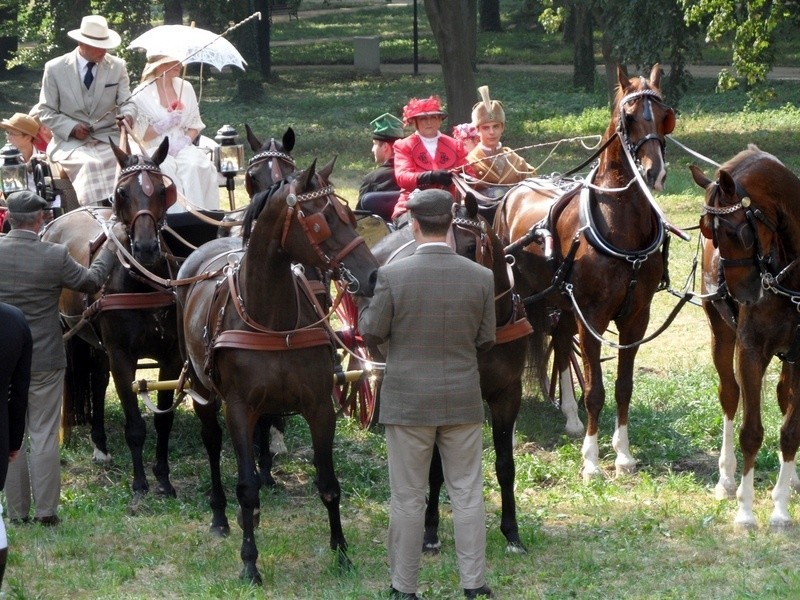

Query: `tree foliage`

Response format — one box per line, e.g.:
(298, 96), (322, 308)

(681, 0), (798, 103)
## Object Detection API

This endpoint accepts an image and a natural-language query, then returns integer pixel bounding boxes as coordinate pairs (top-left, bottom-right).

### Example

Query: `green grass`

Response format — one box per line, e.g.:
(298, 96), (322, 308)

(4, 9), (800, 596)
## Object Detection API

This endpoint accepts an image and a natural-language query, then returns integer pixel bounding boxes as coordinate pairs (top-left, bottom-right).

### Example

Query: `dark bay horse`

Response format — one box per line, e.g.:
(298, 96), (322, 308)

(494, 64), (677, 481)
(370, 194), (533, 553)
(42, 138), (182, 505)
(175, 161), (379, 583)
(692, 145), (800, 529)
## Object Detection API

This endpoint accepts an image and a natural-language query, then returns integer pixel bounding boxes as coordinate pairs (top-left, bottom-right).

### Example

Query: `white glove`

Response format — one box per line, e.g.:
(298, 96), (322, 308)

(152, 111), (182, 135)
(167, 133), (193, 157)
(103, 220), (128, 254)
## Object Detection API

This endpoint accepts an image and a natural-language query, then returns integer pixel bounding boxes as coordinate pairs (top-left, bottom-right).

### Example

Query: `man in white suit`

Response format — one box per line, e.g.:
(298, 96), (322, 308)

(36, 15), (137, 206)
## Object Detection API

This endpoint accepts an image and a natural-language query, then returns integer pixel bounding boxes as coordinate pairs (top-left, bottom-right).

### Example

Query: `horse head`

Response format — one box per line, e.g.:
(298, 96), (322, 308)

(691, 147), (785, 305)
(243, 160), (378, 296)
(611, 64), (675, 191)
(244, 125), (296, 198)
(110, 137), (174, 267)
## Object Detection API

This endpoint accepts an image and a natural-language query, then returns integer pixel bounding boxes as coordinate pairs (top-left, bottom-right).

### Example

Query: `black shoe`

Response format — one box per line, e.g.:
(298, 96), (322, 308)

(464, 585), (493, 599)
(9, 517), (30, 525)
(33, 515), (59, 527)
(390, 586), (420, 599)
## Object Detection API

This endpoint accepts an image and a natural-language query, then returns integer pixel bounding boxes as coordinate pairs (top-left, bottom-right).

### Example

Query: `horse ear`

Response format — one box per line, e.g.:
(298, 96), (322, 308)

(244, 123), (262, 152)
(649, 63), (662, 89)
(617, 65), (630, 90)
(298, 159), (317, 190)
(318, 156), (337, 183)
(689, 165), (711, 189)
(283, 127), (295, 153)
(152, 137), (170, 166)
(109, 138), (128, 167)
(464, 192), (479, 219)
(718, 169), (737, 198)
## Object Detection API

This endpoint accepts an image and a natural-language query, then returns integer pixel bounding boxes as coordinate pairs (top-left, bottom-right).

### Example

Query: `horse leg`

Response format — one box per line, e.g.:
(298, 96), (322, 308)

(734, 348), (769, 530)
(578, 327), (606, 482)
(151, 364), (178, 497)
(553, 317), (583, 438)
(705, 304), (739, 500)
(487, 380), (526, 553)
(775, 365), (800, 493)
(193, 394), (229, 538)
(226, 402), (263, 584)
(89, 346), (111, 463)
(108, 351), (151, 508)
(770, 365), (800, 529)
(423, 445), (443, 554)
(612, 315), (650, 478)
(305, 399), (351, 570)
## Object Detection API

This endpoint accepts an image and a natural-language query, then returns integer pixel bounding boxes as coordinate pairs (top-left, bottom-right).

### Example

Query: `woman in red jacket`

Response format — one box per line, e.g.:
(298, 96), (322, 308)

(392, 96), (469, 227)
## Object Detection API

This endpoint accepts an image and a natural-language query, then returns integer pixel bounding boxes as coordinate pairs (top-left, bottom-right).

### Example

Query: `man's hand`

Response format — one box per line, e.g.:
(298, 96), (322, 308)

(104, 220), (128, 254)
(116, 114), (133, 130)
(71, 123), (92, 140)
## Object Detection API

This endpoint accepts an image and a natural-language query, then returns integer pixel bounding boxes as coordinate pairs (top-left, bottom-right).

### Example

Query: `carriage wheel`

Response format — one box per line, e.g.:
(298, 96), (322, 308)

(332, 289), (378, 428)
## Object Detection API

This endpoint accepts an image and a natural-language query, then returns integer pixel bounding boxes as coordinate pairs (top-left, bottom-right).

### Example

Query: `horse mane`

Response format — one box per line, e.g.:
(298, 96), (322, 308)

(242, 179), (285, 243)
(719, 143), (784, 175)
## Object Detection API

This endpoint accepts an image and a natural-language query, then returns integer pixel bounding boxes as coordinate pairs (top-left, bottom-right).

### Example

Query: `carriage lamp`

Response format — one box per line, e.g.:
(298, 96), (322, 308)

(214, 124), (245, 210)
(0, 143), (27, 195)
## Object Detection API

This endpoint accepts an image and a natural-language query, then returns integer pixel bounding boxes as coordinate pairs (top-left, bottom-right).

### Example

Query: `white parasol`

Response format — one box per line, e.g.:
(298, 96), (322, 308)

(128, 24), (247, 72)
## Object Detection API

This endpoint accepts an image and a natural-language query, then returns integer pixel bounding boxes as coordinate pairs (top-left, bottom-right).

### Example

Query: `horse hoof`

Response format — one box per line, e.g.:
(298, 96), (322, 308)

(92, 447), (112, 464)
(733, 515), (758, 532)
(239, 564), (263, 585)
(713, 483), (736, 501)
(615, 462), (637, 478)
(769, 517), (792, 532)
(155, 483), (177, 498)
(564, 421), (584, 439)
(209, 524), (230, 538)
(128, 490), (147, 515)
(336, 549), (353, 572)
(581, 465), (604, 483)
(506, 541), (528, 554)
(422, 541), (441, 555)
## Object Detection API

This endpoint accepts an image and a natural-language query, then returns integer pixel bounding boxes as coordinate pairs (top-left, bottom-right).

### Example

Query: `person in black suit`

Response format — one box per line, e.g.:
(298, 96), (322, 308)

(0, 302), (32, 589)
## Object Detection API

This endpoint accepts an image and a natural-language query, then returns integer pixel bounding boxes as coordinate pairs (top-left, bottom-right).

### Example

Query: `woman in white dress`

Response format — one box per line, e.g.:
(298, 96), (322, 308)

(131, 55), (219, 212)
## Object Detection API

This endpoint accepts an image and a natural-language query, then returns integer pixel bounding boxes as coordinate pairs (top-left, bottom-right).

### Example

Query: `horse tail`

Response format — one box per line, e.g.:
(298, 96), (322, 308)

(522, 299), (550, 401)
(62, 335), (109, 440)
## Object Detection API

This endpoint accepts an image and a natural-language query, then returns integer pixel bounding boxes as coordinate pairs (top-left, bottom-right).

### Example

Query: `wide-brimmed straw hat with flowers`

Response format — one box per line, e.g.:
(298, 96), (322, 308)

(402, 96), (448, 126)
(141, 55), (182, 82)
(68, 15), (122, 49)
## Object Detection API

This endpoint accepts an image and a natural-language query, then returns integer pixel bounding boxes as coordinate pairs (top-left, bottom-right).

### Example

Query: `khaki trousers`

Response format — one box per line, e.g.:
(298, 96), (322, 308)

(5, 369), (64, 520)
(385, 423), (487, 594)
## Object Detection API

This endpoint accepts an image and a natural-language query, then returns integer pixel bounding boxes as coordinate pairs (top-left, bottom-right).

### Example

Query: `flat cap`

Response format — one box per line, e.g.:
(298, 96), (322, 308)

(6, 190), (48, 213)
(406, 188), (453, 217)
(370, 113), (405, 141)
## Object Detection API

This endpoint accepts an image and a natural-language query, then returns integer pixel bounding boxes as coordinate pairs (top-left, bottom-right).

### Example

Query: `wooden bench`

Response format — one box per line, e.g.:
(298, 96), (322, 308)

(268, 0), (300, 21)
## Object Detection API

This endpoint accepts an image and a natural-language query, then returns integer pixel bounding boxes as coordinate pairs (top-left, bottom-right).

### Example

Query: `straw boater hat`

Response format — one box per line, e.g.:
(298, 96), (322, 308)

(141, 54), (181, 82)
(402, 96), (448, 126)
(370, 113), (405, 142)
(68, 15), (122, 49)
(471, 86), (506, 127)
(0, 113), (40, 138)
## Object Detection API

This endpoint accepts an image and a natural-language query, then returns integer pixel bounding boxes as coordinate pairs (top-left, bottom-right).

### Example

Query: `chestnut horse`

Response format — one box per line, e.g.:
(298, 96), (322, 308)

(494, 64), (677, 481)
(43, 138), (181, 505)
(692, 145), (800, 529)
(370, 194), (533, 553)
(176, 161), (379, 583)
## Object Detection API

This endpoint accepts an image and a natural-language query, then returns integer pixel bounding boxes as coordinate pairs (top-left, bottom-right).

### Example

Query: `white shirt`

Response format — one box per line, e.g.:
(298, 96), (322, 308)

(419, 132), (440, 159)
(75, 53), (95, 83)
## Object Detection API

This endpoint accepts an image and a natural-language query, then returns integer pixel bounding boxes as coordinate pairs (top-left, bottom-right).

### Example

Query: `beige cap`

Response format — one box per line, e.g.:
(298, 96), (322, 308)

(471, 86), (505, 126)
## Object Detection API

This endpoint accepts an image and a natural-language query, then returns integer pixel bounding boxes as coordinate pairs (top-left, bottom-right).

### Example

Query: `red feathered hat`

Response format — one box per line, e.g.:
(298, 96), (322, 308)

(402, 96), (448, 125)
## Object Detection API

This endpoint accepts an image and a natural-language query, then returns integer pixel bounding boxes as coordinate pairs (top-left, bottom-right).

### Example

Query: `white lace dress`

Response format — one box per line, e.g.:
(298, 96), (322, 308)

(131, 77), (219, 212)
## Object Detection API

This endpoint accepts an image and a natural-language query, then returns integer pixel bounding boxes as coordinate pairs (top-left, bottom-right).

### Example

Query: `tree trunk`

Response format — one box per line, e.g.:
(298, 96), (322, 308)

(600, 29), (617, 106)
(0, 5), (17, 77)
(254, 0), (272, 78)
(424, 0), (477, 125)
(571, 3), (594, 91)
(479, 0), (502, 32)
(163, 0), (183, 25)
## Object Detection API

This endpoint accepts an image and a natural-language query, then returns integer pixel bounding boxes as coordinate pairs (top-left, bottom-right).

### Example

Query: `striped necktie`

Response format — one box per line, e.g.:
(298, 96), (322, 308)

(84, 62), (95, 89)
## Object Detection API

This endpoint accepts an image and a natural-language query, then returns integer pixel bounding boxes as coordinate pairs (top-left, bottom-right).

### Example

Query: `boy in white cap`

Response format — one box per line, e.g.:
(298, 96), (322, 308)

(467, 86), (535, 185)
(36, 15), (137, 206)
